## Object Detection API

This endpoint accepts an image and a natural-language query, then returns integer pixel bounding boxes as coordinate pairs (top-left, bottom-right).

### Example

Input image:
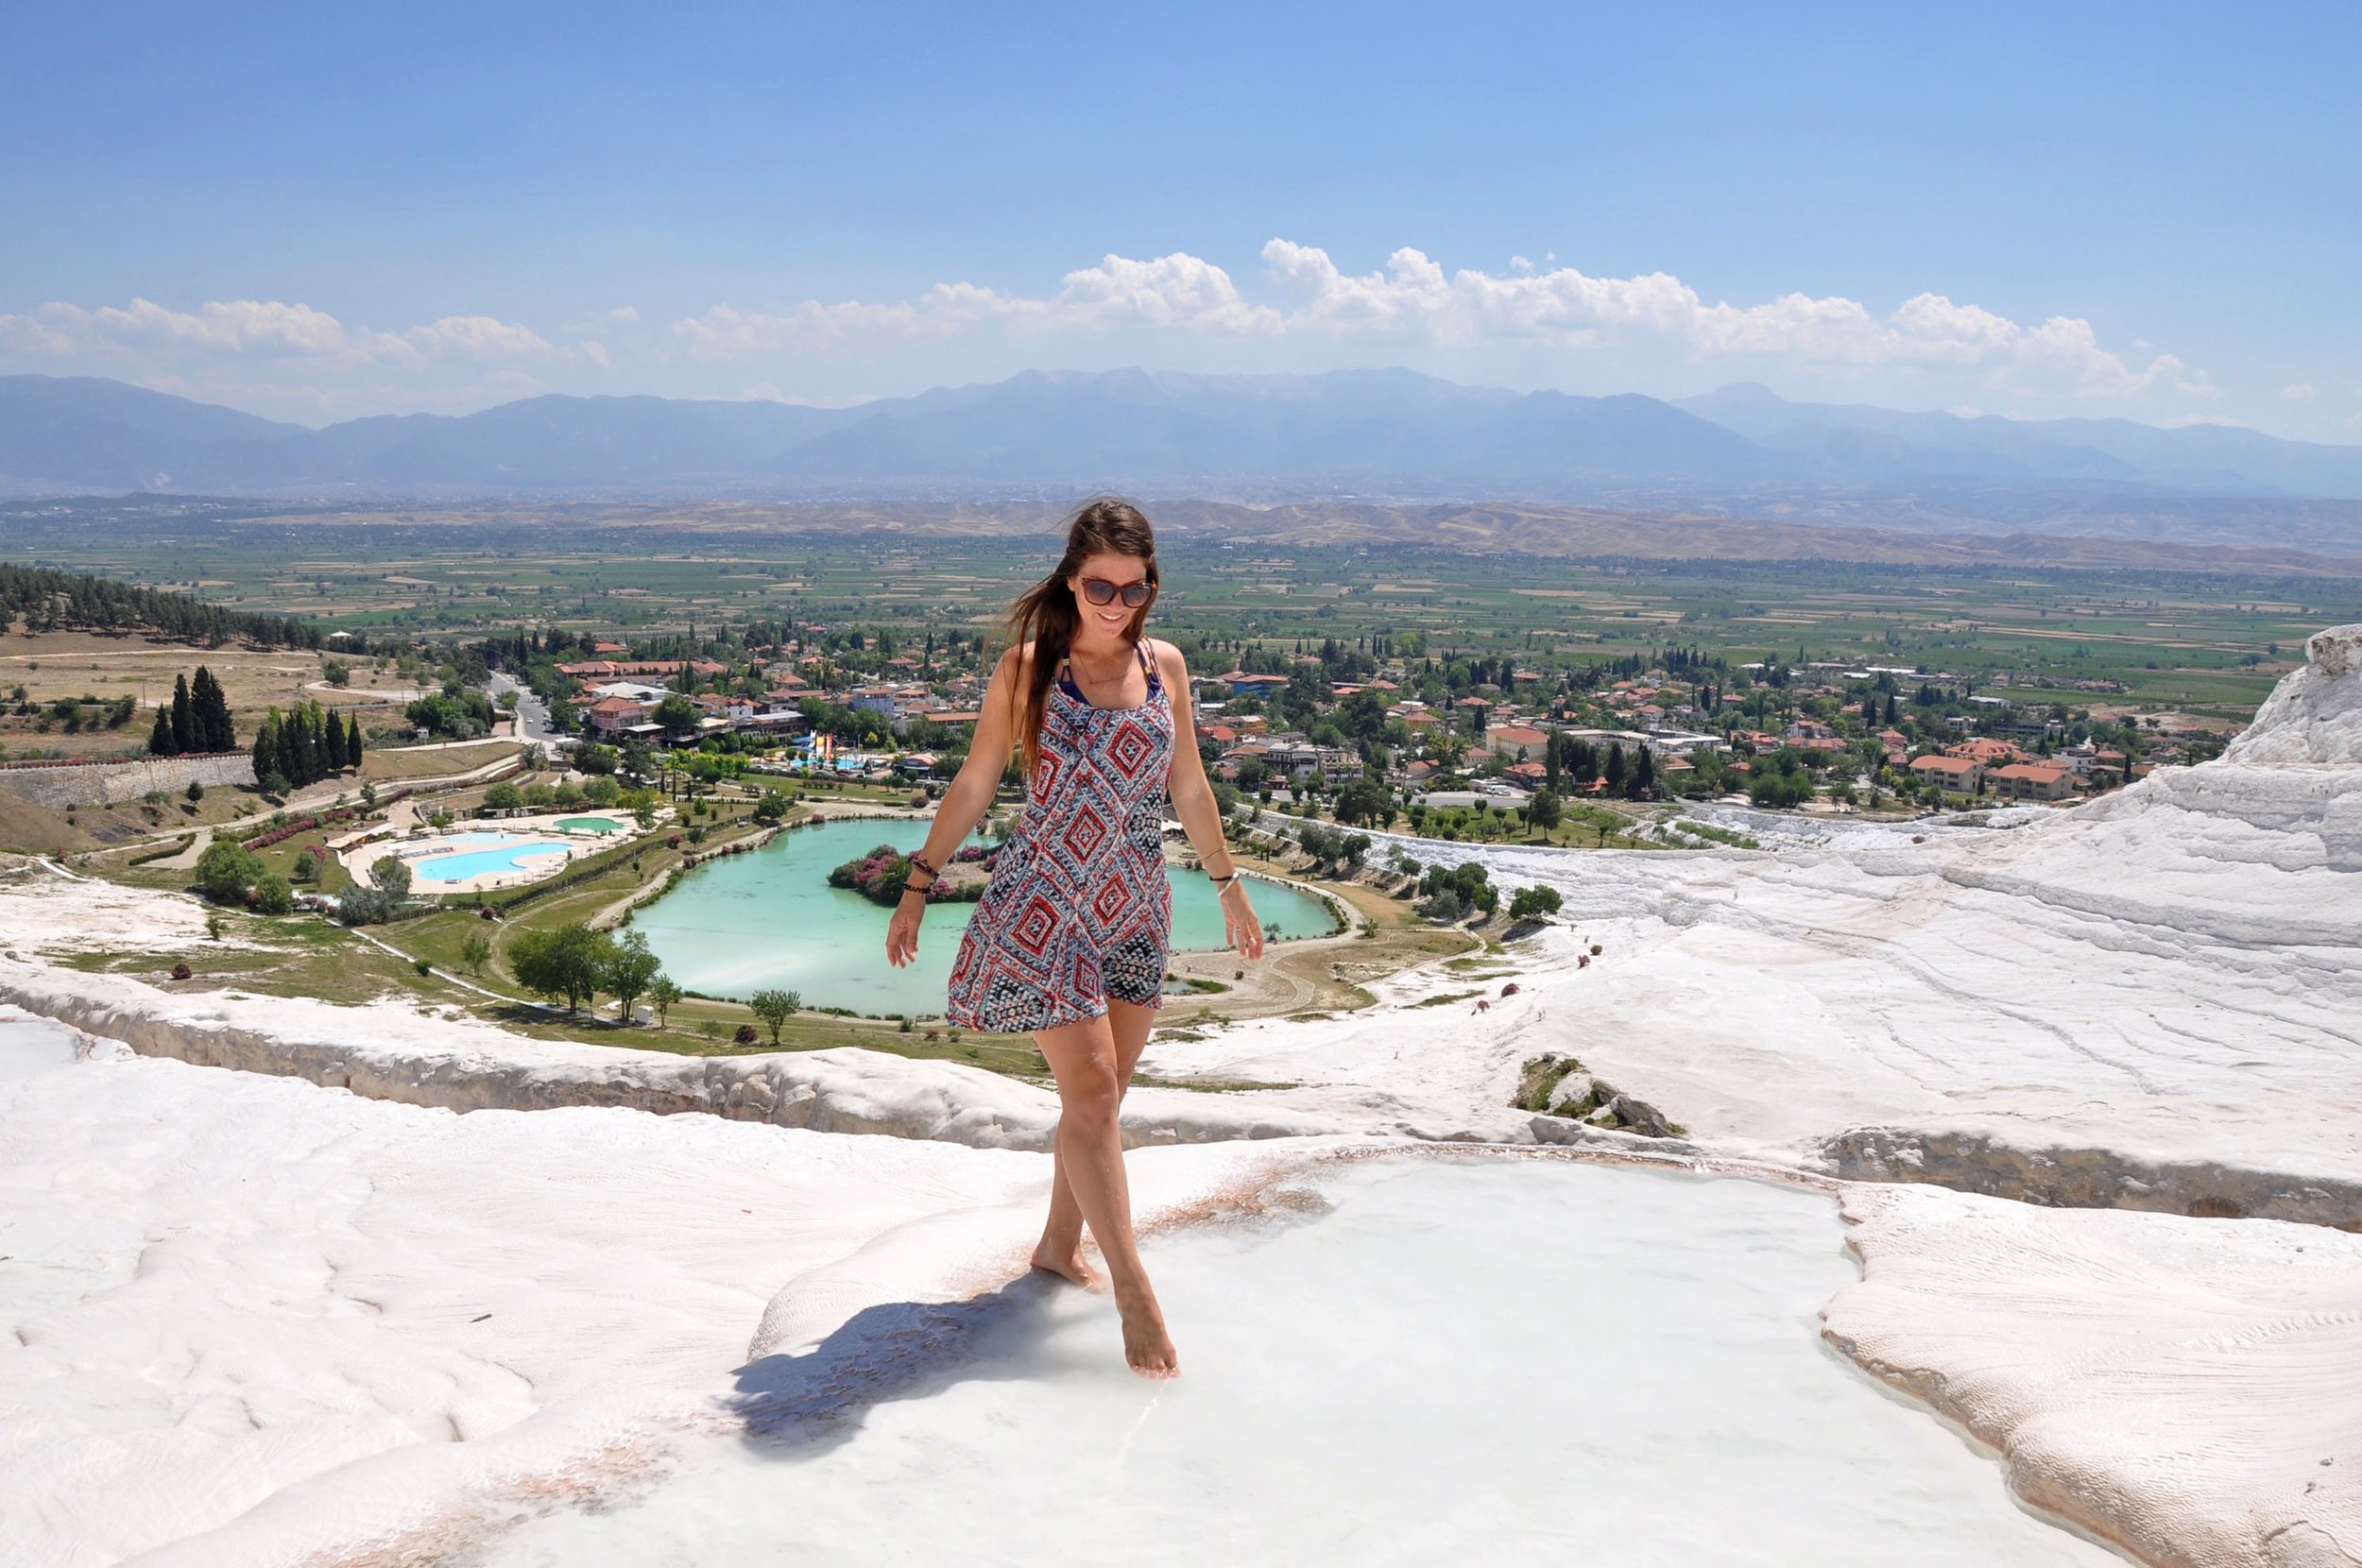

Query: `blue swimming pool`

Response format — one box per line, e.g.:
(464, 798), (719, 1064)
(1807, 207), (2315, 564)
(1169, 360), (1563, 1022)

(412, 837), (576, 882)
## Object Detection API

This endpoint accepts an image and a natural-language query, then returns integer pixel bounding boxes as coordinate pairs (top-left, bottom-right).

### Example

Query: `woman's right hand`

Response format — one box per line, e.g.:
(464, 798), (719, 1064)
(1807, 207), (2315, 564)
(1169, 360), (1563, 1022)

(885, 893), (924, 967)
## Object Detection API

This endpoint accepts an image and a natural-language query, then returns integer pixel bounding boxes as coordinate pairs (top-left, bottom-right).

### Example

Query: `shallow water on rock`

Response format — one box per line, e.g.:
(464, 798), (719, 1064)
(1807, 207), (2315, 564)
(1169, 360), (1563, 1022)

(0, 1008), (81, 1082)
(487, 1158), (2117, 1566)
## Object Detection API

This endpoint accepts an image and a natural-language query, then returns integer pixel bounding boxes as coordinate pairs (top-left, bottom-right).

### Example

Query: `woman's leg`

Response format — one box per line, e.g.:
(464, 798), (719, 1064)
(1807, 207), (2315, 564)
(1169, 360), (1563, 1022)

(1032, 997), (1155, 1286)
(1031, 1008), (1176, 1377)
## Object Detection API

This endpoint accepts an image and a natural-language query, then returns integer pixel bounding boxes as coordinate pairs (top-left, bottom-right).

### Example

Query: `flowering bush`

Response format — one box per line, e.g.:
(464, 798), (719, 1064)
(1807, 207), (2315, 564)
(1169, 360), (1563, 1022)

(826, 844), (978, 906)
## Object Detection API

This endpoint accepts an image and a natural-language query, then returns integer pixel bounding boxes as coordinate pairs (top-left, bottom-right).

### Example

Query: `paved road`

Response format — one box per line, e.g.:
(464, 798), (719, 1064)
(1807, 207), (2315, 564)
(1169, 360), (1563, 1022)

(488, 672), (568, 749)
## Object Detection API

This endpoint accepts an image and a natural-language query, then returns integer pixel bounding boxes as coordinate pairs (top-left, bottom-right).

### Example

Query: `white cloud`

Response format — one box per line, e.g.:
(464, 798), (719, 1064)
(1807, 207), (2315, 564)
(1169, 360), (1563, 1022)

(663, 240), (2210, 404)
(671, 252), (1275, 359)
(0, 297), (550, 367)
(401, 315), (552, 361)
(2281, 382), (2318, 400)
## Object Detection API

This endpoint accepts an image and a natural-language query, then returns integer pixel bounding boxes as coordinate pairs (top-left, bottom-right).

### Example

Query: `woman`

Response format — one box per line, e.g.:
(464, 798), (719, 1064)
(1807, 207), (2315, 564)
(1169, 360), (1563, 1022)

(885, 497), (1263, 1379)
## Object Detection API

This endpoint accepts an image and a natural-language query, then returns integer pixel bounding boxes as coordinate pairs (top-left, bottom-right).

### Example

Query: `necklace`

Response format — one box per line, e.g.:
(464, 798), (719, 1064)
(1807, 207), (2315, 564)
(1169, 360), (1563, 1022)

(1068, 645), (1134, 690)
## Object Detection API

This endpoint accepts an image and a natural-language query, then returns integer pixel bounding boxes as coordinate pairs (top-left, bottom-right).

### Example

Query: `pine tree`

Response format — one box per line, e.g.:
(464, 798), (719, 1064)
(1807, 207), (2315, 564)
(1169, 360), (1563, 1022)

(169, 674), (195, 754)
(147, 704), (176, 757)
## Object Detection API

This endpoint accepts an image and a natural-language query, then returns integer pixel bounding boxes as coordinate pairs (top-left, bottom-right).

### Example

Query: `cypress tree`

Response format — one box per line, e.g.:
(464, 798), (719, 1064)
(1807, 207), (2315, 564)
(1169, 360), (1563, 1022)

(169, 674), (195, 754)
(275, 707), (302, 786)
(1604, 744), (1628, 792)
(147, 704), (176, 757)
(346, 711), (364, 768)
(1632, 745), (1656, 798)
(192, 665), (234, 750)
(252, 711), (281, 788)
(298, 705), (322, 783)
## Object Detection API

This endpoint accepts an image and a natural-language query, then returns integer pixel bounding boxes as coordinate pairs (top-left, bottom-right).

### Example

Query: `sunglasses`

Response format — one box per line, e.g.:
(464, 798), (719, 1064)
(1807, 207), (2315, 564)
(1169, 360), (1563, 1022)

(1078, 576), (1155, 608)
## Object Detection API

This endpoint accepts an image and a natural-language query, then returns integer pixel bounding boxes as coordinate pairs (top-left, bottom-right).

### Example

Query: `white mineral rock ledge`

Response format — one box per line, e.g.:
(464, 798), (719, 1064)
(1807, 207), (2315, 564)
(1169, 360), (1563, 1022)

(0, 623), (2356, 1568)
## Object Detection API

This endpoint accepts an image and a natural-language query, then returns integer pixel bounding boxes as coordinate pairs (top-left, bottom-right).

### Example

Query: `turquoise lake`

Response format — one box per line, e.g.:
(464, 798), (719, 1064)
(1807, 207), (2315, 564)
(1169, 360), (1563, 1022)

(631, 816), (1340, 1017)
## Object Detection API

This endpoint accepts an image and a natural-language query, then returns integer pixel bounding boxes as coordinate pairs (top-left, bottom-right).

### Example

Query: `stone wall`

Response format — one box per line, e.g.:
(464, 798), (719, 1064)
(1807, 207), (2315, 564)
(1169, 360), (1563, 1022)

(0, 752), (256, 810)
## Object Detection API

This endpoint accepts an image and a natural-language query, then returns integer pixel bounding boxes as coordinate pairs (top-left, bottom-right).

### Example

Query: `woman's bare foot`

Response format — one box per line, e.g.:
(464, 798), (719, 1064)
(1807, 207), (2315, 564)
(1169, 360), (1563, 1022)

(1029, 1242), (1098, 1289)
(1117, 1287), (1179, 1378)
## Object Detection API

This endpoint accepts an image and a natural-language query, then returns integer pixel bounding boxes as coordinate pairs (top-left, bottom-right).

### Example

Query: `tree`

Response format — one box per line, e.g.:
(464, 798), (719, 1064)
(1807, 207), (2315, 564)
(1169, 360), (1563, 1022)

(147, 705), (176, 757)
(185, 778), (204, 803)
(193, 839), (264, 903)
(1332, 775), (1391, 827)
(1526, 787), (1564, 831)
(169, 673), (195, 755)
(1627, 746), (1656, 800)
(323, 657), (351, 688)
(748, 987), (801, 1045)
(251, 874), (296, 916)
(292, 846), (320, 883)
(753, 790), (790, 825)
(251, 711), (282, 790)
(599, 929), (663, 1022)
(648, 974), (682, 1028)
(191, 665), (233, 750)
(483, 781), (524, 812)
(345, 711), (366, 769)
(653, 692), (701, 739)
(459, 930), (492, 975)
(507, 923), (614, 1014)
(368, 855), (414, 903)
(1508, 884), (1563, 920)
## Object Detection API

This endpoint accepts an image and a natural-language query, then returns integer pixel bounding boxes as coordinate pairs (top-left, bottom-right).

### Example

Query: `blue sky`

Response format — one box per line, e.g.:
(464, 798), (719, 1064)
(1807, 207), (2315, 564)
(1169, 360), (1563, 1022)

(2, 1), (2356, 437)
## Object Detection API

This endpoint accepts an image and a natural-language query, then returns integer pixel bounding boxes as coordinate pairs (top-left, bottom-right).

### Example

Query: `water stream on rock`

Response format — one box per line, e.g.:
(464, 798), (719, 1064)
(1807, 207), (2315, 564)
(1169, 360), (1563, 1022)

(487, 1157), (2120, 1566)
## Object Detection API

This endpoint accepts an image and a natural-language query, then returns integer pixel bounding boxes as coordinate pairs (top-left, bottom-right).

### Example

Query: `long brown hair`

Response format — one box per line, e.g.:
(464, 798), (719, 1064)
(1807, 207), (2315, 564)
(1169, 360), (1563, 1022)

(1003, 497), (1159, 780)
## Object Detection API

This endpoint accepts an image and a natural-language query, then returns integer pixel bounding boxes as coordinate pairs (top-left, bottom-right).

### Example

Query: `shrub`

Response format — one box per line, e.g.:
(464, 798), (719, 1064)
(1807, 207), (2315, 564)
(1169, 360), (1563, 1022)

(250, 874), (296, 916)
(368, 855), (414, 902)
(733, 1023), (760, 1045)
(1508, 885), (1563, 921)
(194, 839), (265, 902)
(748, 987), (801, 1044)
(170, 962), (192, 980)
(507, 923), (613, 1014)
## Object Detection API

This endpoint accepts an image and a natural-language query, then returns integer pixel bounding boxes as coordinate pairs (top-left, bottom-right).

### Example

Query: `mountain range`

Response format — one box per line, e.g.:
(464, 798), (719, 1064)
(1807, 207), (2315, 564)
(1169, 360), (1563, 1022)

(5, 368), (2361, 536)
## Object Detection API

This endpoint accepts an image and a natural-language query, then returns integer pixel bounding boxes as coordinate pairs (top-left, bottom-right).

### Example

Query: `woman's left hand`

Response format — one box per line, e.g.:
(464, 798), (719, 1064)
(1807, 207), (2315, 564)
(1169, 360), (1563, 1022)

(1221, 880), (1264, 960)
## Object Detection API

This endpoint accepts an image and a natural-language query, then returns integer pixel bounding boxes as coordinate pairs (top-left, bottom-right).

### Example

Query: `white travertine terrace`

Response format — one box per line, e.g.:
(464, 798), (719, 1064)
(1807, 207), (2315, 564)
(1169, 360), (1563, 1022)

(0, 624), (2355, 1566)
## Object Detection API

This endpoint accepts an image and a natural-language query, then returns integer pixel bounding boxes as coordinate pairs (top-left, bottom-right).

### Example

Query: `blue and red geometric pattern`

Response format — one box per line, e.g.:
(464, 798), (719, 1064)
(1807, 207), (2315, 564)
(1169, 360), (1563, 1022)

(946, 639), (1174, 1033)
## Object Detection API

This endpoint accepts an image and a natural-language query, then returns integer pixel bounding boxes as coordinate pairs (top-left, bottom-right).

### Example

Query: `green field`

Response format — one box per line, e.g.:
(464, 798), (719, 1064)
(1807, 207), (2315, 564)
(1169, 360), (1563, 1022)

(5, 503), (2355, 726)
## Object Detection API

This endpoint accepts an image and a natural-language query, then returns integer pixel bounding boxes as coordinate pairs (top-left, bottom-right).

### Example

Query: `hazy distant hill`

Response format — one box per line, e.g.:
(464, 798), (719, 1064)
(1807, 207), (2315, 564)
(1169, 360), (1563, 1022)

(0, 376), (300, 492)
(5, 370), (2361, 537)
(1673, 383), (2362, 497)
(0, 368), (1778, 496)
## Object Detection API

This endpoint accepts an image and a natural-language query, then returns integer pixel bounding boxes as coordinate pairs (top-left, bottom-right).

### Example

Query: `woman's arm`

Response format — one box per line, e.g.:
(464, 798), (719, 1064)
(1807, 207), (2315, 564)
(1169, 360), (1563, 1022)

(885, 646), (1025, 967)
(1155, 639), (1264, 960)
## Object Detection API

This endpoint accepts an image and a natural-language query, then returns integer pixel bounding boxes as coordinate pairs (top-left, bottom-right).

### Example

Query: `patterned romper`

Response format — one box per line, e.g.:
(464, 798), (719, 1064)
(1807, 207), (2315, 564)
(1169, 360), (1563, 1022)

(945, 639), (1173, 1033)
